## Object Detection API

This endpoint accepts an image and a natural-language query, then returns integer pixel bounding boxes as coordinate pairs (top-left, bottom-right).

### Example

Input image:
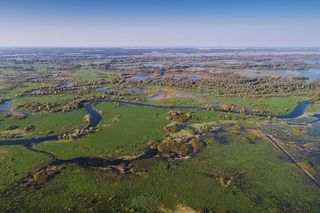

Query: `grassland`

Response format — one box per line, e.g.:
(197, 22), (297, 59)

(1, 124), (320, 212)
(0, 146), (50, 191)
(35, 103), (169, 159)
(0, 109), (86, 139)
(0, 82), (56, 100)
(143, 86), (311, 115)
(0, 49), (320, 212)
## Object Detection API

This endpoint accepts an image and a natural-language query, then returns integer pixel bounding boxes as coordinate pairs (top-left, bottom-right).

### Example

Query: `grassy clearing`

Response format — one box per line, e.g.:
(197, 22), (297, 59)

(71, 67), (105, 82)
(34, 103), (263, 159)
(0, 146), (50, 191)
(307, 103), (320, 113)
(0, 69), (18, 75)
(35, 103), (168, 159)
(0, 109), (86, 139)
(12, 94), (76, 111)
(203, 95), (310, 115)
(0, 82), (55, 100)
(143, 86), (310, 115)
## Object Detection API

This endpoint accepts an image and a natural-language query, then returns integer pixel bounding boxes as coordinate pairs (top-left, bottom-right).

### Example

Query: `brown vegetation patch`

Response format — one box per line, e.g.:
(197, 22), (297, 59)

(228, 124), (243, 135)
(20, 165), (66, 188)
(0, 148), (9, 154)
(23, 125), (35, 132)
(188, 138), (206, 151)
(83, 114), (92, 123)
(246, 129), (268, 140)
(132, 158), (160, 172)
(167, 111), (192, 123)
(297, 162), (315, 174)
(164, 123), (183, 134)
(239, 136), (254, 144)
(4, 124), (18, 131)
(159, 204), (197, 213)
(157, 139), (193, 157)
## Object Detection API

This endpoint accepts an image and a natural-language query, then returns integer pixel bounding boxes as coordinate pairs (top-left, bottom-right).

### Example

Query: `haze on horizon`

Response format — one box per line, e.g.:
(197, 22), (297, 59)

(0, 0), (320, 48)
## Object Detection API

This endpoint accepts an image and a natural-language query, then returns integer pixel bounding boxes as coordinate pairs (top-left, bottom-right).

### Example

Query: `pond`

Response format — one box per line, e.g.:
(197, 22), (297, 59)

(125, 63), (163, 69)
(96, 87), (115, 92)
(172, 75), (200, 80)
(0, 100), (13, 113)
(224, 61), (241, 65)
(30, 89), (41, 95)
(130, 75), (155, 81)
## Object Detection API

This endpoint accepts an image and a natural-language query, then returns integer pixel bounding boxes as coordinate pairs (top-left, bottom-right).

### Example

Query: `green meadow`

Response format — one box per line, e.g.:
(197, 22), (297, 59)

(1, 124), (320, 212)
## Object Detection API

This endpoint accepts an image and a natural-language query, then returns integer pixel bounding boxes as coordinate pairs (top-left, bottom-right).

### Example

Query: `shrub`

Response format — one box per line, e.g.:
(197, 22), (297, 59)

(188, 138), (206, 151)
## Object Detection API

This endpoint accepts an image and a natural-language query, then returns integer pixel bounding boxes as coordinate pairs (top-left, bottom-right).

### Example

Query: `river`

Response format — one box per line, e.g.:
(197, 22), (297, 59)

(0, 104), (101, 146)
(0, 100), (316, 147)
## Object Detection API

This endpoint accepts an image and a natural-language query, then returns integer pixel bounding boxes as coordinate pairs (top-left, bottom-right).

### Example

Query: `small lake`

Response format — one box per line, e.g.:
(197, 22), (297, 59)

(240, 69), (320, 81)
(30, 89), (41, 95)
(125, 63), (163, 69)
(224, 61), (241, 65)
(96, 87), (115, 92)
(130, 75), (155, 81)
(172, 75), (200, 80)
(131, 88), (144, 95)
(0, 100), (13, 112)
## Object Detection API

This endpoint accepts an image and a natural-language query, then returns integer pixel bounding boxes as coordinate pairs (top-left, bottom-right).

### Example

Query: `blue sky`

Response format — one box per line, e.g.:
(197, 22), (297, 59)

(0, 0), (319, 47)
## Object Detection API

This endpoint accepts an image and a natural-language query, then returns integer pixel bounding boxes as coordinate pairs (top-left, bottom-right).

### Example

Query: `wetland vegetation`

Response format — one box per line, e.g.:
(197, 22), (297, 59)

(0, 48), (320, 212)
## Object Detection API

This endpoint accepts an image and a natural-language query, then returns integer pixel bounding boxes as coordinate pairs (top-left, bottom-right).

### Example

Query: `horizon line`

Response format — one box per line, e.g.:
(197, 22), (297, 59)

(1, 46), (320, 49)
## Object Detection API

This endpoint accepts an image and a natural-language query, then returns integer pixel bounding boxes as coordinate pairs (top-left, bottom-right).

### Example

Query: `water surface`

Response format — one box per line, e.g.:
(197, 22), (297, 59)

(0, 100), (13, 112)
(277, 102), (312, 119)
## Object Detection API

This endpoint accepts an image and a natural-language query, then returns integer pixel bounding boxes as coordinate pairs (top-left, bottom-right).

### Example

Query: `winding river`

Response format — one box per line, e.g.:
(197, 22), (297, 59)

(0, 100), (317, 147)
(0, 99), (319, 194)
(0, 104), (101, 146)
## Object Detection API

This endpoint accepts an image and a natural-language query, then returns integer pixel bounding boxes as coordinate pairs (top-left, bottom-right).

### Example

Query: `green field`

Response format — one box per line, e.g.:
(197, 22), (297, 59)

(1, 123), (320, 212)
(0, 146), (50, 191)
(0, 109), (86, 139)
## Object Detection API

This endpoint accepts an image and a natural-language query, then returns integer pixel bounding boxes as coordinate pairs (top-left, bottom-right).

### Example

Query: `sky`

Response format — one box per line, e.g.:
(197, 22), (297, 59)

(0, 0), (320, 47)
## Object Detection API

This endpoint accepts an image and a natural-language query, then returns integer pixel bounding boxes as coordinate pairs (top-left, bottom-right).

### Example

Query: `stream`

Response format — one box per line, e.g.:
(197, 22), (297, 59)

(0, 104), (101, 146)
(0, 100), (317, 147)
(0, 99), (319, 194)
